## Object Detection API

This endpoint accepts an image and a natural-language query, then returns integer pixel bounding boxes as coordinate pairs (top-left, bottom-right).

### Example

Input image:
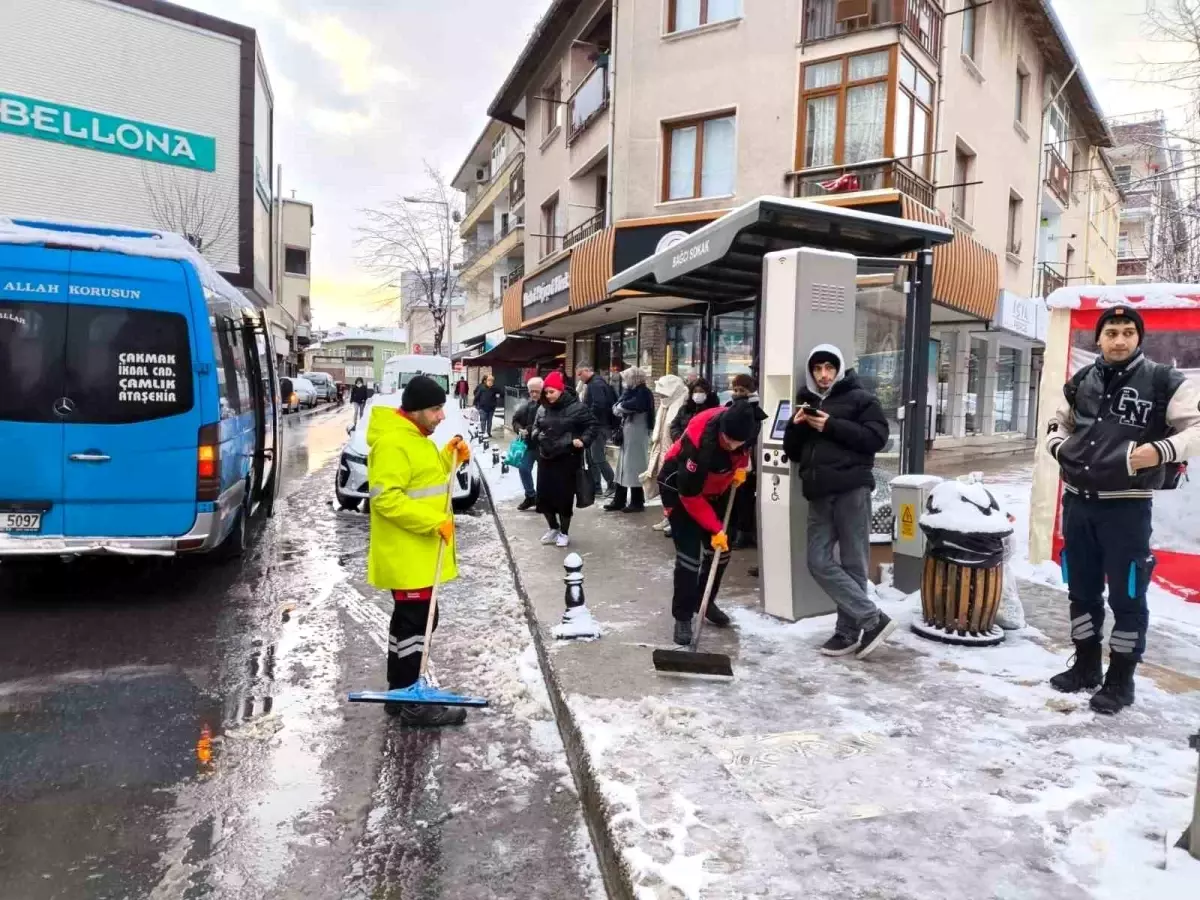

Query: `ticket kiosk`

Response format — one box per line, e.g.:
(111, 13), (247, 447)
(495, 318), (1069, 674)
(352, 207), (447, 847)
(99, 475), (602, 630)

(606, 198), (953, 621)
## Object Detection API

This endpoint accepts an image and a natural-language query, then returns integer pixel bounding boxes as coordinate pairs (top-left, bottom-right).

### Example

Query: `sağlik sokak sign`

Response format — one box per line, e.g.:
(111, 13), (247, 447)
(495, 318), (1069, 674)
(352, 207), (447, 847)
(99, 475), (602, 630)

(0, 92), (217, 171)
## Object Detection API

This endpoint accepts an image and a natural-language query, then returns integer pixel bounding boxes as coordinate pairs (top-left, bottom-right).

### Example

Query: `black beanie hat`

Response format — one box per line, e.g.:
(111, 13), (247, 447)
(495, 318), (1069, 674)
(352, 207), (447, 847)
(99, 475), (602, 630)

(401, 375), (447, 412)
(809, 349), (842, 373)
(1095, 305), (1145, 343)
(719, 402), (758, 442)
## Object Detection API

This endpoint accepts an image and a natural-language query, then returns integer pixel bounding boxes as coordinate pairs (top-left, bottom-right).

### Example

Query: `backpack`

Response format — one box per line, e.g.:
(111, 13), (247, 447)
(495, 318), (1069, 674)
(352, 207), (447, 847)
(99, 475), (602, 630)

(1065, 361), (1187, 490)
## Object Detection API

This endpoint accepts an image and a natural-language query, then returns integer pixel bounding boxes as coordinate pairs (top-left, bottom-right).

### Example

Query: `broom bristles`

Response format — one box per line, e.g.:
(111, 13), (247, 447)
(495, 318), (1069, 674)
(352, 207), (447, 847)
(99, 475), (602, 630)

(652, 649), (734, 680)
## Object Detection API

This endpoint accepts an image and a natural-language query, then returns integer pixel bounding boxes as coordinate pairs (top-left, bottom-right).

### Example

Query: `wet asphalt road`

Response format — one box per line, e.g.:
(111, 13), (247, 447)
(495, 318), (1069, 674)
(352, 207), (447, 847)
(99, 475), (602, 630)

(0, 406), (603, 900)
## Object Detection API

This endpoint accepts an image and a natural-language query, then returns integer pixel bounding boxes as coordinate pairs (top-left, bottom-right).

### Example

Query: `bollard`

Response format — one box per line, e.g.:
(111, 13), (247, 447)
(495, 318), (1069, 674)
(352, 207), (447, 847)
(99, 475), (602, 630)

(492, 446), (501, 467)
(552, 552), (601, 640)
(1179, 731), (1200, 858)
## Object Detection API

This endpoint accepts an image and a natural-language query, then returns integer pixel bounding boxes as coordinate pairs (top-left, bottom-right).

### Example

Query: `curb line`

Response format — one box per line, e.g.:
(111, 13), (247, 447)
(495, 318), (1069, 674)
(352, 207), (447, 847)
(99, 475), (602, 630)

(480, 474), (635, 900)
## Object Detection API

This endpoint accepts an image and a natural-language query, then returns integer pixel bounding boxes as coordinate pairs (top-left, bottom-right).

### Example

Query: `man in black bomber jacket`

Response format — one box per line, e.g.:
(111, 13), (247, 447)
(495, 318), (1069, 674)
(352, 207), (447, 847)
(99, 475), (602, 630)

(1046, 305), (1200, 714)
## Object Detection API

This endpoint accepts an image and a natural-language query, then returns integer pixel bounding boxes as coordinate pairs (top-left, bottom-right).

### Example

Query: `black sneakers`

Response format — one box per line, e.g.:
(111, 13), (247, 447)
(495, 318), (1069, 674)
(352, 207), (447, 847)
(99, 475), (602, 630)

(820, 632), (861, 657)
(517, 497), (537, 511)
(855, 613), (897, 659)
(1090, 653), (1137, 715)
(673, 618), (694, 646)
(1049, 641), (1103, 693)
(385, 702), (468, 727)
(704, 601), (732, 628)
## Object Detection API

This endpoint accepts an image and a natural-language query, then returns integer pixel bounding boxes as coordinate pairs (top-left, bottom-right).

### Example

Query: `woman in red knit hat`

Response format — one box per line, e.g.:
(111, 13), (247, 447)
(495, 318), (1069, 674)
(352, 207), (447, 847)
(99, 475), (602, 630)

(530, 371), (598, 548)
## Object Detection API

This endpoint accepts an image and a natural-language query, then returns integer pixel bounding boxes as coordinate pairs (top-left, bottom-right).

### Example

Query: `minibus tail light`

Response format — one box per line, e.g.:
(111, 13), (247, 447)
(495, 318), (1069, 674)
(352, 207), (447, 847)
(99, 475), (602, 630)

(198, 423), (221, 501)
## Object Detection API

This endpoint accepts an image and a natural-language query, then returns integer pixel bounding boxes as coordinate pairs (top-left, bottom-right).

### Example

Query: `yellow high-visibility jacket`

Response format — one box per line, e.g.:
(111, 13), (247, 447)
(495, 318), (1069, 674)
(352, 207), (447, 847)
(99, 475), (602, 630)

(366, 406), (458, 590)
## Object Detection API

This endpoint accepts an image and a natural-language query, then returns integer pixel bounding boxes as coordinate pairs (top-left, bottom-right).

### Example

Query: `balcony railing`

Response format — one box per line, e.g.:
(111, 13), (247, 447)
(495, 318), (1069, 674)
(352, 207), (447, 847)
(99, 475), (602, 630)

(567, 65), (609, 145)
(500, 264), (525, 291)
(789, 158), (935, 209)
(509, 165), (525, 206)
(803, 0), (943, 62)
(461, 223), (524, 274)
(1039, 263), (1067, 298)
(562, 211), (605, 250)
(1117, 256), (1150, 278)
(1044, 146), (1071, 206)
(462, 150), (524, 223)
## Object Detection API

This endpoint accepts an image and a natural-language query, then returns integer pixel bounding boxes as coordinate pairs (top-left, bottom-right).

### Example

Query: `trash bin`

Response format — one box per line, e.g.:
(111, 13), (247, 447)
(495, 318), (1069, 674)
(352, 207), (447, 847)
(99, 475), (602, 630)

(912, 480), (1012, 647)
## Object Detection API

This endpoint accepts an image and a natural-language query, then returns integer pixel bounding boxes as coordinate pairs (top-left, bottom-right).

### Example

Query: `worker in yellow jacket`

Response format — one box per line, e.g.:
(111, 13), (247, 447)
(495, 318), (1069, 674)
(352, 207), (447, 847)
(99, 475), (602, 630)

(367, 375), (471, 727)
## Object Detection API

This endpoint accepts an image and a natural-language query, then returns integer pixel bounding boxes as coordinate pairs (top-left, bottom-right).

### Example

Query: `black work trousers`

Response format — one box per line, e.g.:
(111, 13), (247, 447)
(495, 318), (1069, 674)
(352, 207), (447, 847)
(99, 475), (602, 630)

(387, 599), (439, 689)
(668, 504), (729, 622)
(1061, 494), (1154, 661)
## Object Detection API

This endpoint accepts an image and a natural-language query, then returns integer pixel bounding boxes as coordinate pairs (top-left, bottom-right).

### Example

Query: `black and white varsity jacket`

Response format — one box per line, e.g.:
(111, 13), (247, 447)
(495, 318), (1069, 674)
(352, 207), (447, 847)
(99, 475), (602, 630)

(1046, 352), (1200, 499)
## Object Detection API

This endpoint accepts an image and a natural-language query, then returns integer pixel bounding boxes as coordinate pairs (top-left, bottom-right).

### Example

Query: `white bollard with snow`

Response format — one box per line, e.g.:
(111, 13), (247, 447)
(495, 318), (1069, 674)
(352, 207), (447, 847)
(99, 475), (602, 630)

(552, 552), (602, 640)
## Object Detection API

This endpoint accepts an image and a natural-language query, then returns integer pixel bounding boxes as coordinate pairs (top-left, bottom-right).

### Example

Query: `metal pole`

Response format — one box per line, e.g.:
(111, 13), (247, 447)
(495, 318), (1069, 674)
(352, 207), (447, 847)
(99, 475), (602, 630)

(905, 248), (934, 475)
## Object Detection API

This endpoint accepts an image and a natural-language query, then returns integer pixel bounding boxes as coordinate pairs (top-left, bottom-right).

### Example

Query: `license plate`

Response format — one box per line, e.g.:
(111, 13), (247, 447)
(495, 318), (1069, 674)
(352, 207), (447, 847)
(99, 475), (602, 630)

(0, 512), (42, 532)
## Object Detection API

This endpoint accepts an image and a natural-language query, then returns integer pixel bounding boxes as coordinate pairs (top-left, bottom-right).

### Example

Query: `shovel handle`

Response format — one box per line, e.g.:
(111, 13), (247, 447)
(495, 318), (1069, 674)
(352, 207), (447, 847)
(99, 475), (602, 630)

(691, 485), (738, 652)
(417, 466), (459, 681)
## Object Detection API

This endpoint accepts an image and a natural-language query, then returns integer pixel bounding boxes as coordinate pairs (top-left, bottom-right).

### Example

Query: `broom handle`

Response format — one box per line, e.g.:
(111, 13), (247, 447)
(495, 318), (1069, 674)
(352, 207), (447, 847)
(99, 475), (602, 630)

(692, 484), (739, 652)
(417, 465), (459, 681)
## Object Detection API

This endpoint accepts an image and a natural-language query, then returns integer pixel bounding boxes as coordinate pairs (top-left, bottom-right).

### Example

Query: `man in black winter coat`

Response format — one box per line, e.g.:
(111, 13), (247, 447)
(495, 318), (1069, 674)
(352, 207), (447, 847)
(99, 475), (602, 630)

(575, 365), (617, 495)
(783, 345), (894, 660)
(1046, 305), (1200, 714)
(512, 376), (543, 511)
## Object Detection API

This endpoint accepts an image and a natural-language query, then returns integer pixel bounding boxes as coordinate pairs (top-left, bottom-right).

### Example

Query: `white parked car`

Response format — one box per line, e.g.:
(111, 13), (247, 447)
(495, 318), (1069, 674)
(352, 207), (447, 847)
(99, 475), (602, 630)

(292, 376), (319, 409)
(301, 371), (337, 402)
(335, 392), (483, 513)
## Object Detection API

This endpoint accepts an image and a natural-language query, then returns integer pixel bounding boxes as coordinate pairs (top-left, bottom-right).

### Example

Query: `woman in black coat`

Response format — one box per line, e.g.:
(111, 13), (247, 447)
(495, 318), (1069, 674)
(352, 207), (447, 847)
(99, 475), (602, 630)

(473, 374), (503, 437)
(531, 372), (597, 548)
(669, 378), (720, 443)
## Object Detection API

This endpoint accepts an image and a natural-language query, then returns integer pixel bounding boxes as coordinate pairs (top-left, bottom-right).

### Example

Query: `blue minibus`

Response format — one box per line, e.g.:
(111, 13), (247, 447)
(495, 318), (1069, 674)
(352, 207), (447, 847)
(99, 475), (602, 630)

(0, 217), (281, 560)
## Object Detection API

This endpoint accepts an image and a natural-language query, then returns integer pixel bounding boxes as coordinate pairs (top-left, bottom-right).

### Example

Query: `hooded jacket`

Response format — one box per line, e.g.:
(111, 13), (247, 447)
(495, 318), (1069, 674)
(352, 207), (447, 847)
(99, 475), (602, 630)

(1046, 351), (1200, 499)
(782, 344), (889, 500)
(641, 374), (688, 498)
(365, 406), (460, 590)
(659, 406), (752, 535)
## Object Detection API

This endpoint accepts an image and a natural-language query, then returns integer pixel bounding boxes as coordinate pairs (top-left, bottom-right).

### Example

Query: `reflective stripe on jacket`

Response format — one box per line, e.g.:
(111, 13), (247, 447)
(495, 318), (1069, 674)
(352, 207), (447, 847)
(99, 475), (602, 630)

(366, 406), (458, 590)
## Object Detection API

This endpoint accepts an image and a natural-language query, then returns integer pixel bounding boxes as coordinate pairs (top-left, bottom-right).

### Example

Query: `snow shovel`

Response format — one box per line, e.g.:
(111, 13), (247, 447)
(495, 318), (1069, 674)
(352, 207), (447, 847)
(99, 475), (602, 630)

(349, 465), (489, 709)
(653, 486), (737, 682)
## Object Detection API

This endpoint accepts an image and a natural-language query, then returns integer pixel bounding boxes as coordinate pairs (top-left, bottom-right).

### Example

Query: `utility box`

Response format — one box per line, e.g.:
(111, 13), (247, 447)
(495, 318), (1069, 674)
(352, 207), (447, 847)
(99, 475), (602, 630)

(889, 474), (942, 594)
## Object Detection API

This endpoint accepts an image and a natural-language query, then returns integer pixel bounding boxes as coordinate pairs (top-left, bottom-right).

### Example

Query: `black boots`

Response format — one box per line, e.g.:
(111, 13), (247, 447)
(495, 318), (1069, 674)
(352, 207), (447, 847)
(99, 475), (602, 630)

(704, 600), (731, 627)
(621, 487), (646, 513)
(1090, 653), (1138, 715)
(603, 486), (628, 512)
(1050, 641), (1104, 693)
(673, 618), (694, 646)
(517, 497), (537, 511)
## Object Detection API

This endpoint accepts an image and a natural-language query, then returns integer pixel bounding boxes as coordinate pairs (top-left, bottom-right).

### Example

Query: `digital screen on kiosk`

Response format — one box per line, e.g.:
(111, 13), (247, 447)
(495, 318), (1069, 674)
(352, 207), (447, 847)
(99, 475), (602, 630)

(770, 400), (791, 441)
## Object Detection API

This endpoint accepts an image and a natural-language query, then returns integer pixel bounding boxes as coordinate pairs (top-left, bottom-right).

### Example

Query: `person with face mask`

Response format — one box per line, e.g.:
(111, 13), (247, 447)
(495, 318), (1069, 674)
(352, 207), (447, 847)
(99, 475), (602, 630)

(366, 375), (471, 727)
(657, 403), (756, 645)
(670, 378), (720, 444)
(784, 344), (893, 661)
(1045, 306), (1200, 714)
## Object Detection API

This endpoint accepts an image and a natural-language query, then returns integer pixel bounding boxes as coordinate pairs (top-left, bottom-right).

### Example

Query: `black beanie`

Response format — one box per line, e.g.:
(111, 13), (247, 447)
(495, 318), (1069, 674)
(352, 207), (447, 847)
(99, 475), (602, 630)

(1095, 305), (1145, 343)
(401, 375), (447, 412)
(809, 349), (842, 373)
(719, 402), (758, 442)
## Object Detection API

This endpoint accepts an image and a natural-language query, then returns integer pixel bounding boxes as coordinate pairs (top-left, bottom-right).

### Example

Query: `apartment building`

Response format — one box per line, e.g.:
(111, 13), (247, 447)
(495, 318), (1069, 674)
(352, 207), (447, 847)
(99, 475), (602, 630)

(269, 196), (314, 376)
(1109, 113), (1189, 284)
(307, 326), (407, 387)
(481, 0), (1116, 458)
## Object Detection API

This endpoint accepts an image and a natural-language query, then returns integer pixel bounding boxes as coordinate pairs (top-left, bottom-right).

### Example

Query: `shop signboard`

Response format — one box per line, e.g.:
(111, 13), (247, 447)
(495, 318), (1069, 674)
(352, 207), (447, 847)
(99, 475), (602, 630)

(522, 258), (570, 319)
(612, 218), (717, 275)
(0, 91), (217, 171)
(484, 329), (504, 352)
(996, 290), (1047, 342)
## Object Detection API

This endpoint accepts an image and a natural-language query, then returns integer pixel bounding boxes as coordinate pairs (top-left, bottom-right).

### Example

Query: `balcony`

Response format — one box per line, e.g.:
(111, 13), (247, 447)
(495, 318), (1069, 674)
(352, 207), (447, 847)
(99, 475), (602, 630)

(788, 158), (935, 209)
(567, 65), (609, 145)
(1044, 146), (1071, 207)
(1039, 263), (1067, 299)
(500, 264), (524, 292)
(460, 223), (525, 281)
(294, 322), (312, 346)
(562, 211), (605, 251)
(1117, 255), (1150, 279)
(460, 150), (524, 236)
(509, 165), (525, 207)
(803, 0), (943, 62)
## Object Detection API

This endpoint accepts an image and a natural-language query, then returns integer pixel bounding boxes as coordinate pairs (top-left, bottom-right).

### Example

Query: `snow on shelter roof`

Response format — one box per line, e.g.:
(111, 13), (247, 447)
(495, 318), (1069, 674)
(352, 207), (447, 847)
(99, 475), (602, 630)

(1046, 283), (1200, 311)
(0, 216), (255, 309)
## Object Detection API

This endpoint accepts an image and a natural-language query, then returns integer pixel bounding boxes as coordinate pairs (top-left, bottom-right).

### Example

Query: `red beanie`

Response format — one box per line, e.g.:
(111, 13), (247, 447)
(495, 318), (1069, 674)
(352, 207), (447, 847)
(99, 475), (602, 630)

(544, 371), (566, 392)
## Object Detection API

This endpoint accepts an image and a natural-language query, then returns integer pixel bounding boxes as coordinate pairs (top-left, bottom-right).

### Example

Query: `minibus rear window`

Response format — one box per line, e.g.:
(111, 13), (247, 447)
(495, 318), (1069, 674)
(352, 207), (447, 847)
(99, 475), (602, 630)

(0, 301), (67, 423)
(65, 305), (194, 424)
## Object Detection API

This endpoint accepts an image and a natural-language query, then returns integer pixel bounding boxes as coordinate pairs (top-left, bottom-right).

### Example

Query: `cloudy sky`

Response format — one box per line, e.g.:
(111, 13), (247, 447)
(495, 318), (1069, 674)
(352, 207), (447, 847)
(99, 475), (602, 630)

(174, 0), (1187, 329)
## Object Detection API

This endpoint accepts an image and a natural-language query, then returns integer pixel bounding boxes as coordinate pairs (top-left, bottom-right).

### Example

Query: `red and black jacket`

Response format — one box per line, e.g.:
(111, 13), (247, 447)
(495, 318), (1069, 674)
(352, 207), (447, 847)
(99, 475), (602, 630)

(658, 406), (751, 535)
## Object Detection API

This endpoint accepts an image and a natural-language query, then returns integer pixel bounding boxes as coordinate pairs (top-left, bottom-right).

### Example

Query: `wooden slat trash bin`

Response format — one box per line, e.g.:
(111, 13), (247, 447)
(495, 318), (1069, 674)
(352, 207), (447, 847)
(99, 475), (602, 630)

(912, 480), (1011, 647)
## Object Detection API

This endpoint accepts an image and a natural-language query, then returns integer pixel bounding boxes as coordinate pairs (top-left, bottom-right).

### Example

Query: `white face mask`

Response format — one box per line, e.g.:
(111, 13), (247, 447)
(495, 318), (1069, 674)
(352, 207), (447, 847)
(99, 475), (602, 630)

(692, 393), (707, 404)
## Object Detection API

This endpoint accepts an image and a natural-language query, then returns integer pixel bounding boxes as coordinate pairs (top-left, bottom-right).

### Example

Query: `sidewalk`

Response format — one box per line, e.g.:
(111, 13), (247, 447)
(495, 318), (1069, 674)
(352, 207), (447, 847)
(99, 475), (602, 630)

(481, 459), (1200, 900)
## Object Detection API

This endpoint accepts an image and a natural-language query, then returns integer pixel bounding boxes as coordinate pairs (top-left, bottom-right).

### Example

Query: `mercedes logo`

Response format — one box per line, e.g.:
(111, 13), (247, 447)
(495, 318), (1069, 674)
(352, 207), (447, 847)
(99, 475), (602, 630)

(53, 397), (76, 418)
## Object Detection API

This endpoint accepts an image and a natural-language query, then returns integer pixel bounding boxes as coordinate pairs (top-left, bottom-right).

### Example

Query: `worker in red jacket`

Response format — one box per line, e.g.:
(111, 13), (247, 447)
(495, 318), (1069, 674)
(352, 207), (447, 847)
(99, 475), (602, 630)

(657, 403), (755, 646)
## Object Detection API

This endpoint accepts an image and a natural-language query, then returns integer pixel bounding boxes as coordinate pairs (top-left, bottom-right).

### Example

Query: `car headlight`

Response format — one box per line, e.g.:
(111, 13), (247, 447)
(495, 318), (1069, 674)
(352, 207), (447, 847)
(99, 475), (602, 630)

(344, 452), (368, 466)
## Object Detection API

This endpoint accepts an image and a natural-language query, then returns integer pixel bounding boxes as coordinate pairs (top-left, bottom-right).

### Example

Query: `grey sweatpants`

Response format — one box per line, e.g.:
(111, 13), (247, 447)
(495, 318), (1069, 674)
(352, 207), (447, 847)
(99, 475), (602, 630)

(806, 486), (880, 638)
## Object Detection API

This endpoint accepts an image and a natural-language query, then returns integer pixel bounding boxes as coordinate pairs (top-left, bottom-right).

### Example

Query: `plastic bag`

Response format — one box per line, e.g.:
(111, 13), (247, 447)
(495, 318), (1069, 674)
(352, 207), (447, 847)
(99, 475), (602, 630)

(918, 481), (1012, 569)
(994, 532), (1026, 630)
(505, 437), (527, 467)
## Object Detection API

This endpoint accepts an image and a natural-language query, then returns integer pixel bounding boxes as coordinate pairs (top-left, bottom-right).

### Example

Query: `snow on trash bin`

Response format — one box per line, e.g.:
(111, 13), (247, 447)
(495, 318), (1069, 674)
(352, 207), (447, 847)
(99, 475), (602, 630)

(912, 480), (1013, 647)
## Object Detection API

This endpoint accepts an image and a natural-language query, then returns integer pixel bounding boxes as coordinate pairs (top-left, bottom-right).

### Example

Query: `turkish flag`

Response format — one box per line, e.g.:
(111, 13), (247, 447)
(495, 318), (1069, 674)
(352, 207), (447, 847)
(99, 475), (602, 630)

(819, 173), (861, 193)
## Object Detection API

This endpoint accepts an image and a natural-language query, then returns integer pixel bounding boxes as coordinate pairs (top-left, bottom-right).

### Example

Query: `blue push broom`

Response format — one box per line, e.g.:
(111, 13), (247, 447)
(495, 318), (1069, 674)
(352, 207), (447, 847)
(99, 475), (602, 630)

(348, 465), (489, 709)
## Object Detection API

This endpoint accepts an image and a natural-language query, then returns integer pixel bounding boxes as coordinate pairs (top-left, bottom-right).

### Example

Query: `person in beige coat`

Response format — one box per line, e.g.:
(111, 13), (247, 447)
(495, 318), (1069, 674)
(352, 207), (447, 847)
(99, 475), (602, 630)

(641, 374), (688, 536)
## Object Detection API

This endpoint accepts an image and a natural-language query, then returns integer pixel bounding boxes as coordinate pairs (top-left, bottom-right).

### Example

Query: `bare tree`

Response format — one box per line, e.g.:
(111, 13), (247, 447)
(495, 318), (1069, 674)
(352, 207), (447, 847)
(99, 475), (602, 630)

(357, 163), (464, 357)
(142, 165), (240, 263)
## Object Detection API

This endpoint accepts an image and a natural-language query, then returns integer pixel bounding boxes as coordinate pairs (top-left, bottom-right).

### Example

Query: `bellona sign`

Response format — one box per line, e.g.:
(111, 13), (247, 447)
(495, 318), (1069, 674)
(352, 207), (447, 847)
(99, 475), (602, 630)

(0, 92), (216, 172)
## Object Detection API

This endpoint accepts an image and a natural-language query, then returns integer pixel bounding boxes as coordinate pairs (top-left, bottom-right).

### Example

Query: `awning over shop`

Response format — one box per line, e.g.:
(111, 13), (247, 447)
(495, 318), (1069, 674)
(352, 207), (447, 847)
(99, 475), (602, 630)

(451, 339), (484, 362)
(462, 335), (565, 367)
(607, 197), (952, 302)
